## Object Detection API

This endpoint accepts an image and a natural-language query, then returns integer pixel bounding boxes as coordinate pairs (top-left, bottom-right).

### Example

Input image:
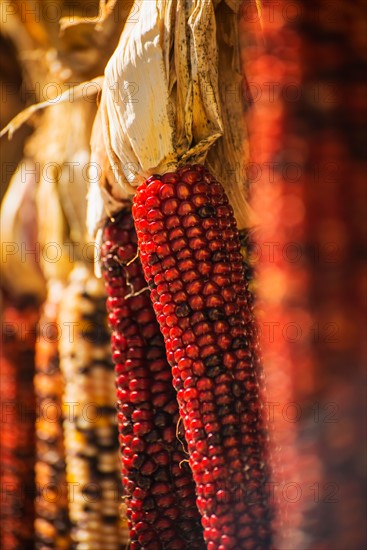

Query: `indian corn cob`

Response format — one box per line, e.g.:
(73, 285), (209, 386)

(101, 209), (205, 550)
(0, 296), (39, 550)
(132, 165), (272, 550)
(240, 4), (308, 543)
(34, 281), (71, 550)
(298, 2), (366, 545)
(243, 1), (367, 548)
(58, 264), (128, 549)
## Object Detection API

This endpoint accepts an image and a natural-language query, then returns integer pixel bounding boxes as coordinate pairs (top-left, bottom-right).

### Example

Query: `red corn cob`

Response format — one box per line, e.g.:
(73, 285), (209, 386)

(0, 296), (39, 550)
(101, 210), (205, 550)
(243, 2), (367, 548)
(132, 165), (272, 550)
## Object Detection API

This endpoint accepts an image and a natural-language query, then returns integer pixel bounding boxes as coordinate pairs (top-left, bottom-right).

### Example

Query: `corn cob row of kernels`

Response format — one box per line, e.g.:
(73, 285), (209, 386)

(34, 281), (71, 550)
(58, 264), (128, 550)
(238, 231), (256, 311)
(238, 230), (265, 389)
(132, 165), (272, 550)
(0, 298), (39, 550)
(238, 228), (274, 524)
(101, 210), (205, 550)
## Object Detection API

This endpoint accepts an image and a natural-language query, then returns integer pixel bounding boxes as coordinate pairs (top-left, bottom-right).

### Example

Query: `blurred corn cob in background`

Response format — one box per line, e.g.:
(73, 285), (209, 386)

(242, 1), (367, 548)
(32, 135), (73, 548)
(0, 50), (47, 540)
(0, 73), (47, 550)
(58, 263), (128, 549)
(0, 297), (39, 550)
(34, 281), (71, 550)
(239, 3), (308, 543)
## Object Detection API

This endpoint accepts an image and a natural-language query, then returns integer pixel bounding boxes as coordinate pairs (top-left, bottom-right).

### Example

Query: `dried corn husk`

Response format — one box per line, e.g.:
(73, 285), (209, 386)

(89, 0), (252, 242)
(87, 108), (130, 233)
(206, 0), (253, 230)
(30, 98), (76, 283)
(0, 159), (46, 301)
(31, 98), (97, 261)
(87, 108), (131, 274)
(0, 88), (97, 291)
(3, 0), (128, 79)
(58, 0), (134, 78)
(0, 2), (93, 294)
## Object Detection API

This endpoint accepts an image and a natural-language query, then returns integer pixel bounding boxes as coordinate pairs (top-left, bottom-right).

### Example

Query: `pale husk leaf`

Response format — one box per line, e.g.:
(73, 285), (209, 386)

(0, 159), (46, 300)
(92, 0), (252, 238)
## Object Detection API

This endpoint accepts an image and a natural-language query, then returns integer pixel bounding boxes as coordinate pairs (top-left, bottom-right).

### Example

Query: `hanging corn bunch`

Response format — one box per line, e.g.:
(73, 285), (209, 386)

(101, 208), (205, 549)
(0, 0), (365, 548)
(86, 2), (272, 548)
(85, 1), (270, 549)
(58, 263), (128, 549)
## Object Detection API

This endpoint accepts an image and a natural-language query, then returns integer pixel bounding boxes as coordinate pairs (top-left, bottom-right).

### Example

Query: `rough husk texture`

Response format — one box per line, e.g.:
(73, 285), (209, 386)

(89, 0), (251, 242)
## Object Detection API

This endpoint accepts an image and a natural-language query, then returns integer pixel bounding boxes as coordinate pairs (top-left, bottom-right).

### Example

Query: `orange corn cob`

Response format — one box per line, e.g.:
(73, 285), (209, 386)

(34, 283), (71, 550)
(132, 165), (272, 550)
(101, 210), (205, 550)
